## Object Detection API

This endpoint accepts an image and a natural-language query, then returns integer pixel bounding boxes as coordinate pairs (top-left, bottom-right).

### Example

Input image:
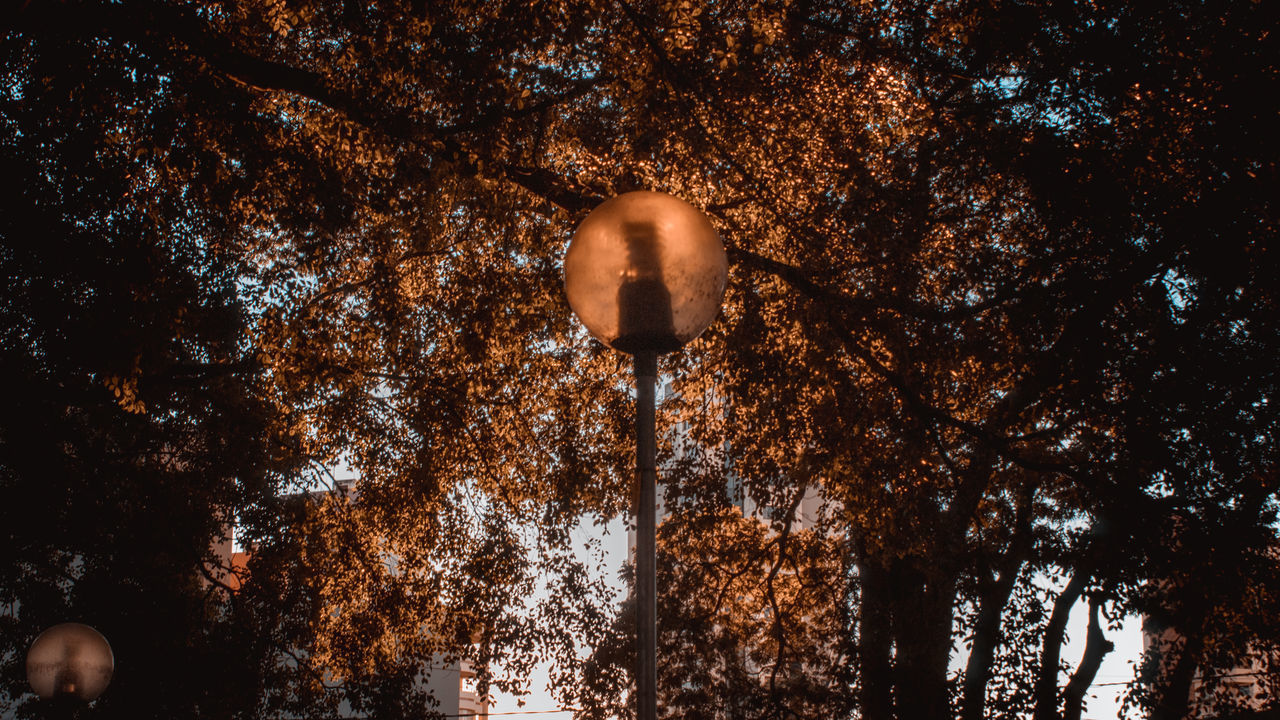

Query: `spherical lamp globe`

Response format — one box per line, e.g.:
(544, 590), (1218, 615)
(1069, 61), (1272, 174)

(564, 191), (728, 355)
(26, 623), (114, 702)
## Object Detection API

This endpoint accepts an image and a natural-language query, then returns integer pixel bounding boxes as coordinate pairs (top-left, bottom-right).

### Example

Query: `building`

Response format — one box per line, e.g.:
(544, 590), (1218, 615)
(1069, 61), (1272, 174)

(1142, 616), (1274, 716)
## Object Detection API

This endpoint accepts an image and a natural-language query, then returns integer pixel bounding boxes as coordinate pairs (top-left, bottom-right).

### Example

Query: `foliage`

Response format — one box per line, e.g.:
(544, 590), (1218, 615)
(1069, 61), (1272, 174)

(574, 508), (852, 720)
(2, 0), (1277, 719)
(0, 15), (300, 718)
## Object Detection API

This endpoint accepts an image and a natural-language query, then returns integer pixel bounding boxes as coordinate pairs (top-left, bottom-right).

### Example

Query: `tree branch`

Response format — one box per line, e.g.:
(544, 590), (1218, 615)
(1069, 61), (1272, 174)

(29, 0), (602, 215)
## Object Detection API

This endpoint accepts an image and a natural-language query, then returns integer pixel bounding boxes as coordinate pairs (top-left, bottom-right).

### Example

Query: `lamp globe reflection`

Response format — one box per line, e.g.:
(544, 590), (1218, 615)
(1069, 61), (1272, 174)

(26, 623), (114, 702)
(564, 191), (728, 355)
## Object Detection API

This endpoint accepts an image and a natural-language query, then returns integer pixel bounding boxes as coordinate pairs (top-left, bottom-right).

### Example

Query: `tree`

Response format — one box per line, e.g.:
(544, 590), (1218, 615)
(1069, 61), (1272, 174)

(2, 1), (1276, 719)
(0, 16), (303, 719)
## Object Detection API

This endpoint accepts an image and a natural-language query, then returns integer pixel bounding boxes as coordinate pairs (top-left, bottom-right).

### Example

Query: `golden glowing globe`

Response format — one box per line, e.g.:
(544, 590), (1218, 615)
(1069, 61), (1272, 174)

(564, 191), (728, 355)
(26, 623), (114, 701)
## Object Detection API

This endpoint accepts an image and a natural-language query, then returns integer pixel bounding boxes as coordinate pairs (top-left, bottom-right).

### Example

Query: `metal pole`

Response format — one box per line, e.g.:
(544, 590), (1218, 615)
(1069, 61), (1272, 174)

(634, 350), (658, 720)
(47, 694), (80, 720)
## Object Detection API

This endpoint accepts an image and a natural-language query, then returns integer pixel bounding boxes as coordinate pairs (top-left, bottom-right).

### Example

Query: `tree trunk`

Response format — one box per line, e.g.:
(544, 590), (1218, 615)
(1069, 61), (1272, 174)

(858, 560), (894, 720)
(1151, 632), (1203, 720)
(960, 492), (1032, 720)
(1062, 597), (1115, 720)
(1033, 571), (1088, 720)
(960, 559), (1026, 720)
(892, 563), (957, 719)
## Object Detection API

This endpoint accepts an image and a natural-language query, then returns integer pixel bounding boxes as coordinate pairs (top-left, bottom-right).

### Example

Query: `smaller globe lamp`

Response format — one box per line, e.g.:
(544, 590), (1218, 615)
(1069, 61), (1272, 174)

(26, 623), (114, 702)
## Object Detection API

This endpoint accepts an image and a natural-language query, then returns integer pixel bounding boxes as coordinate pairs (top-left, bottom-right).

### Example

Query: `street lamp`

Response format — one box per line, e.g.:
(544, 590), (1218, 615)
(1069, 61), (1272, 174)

(26, 622), (113, 717)
(564, 190), (727, 720)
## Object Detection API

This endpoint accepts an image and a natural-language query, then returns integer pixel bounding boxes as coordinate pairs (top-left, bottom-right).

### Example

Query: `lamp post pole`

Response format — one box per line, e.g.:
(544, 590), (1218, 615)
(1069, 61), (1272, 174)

(634, 350), (658, 720)
(564, 191), (727, 720)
